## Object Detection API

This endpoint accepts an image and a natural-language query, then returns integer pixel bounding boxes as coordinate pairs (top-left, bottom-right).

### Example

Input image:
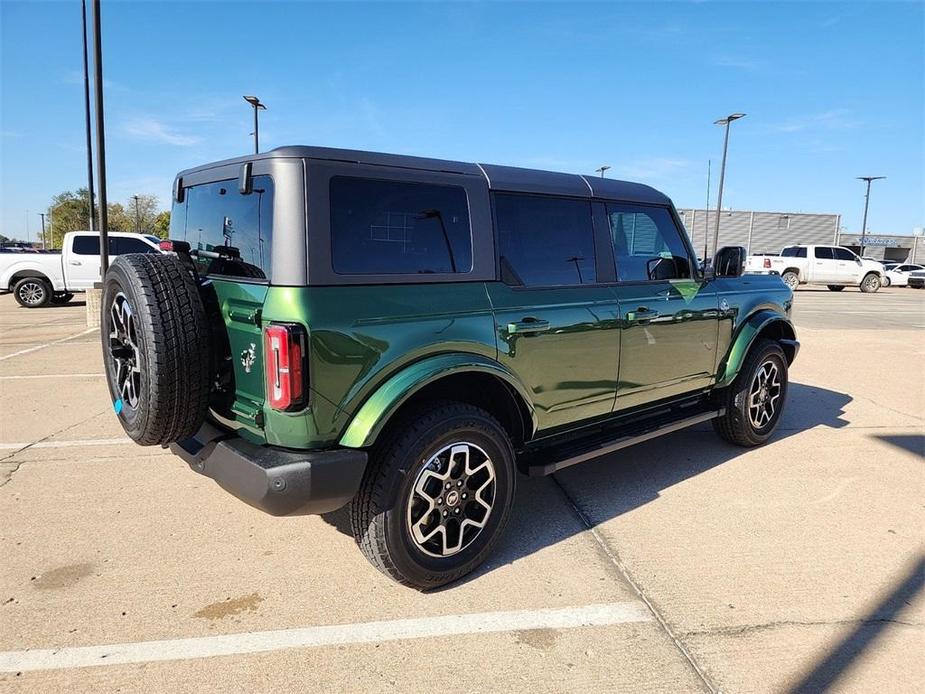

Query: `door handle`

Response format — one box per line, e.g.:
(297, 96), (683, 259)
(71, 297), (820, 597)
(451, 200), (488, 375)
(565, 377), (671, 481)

(627, 307), (659, 322)
(69, 260), (82, 266)
(507, 317), (550, 334)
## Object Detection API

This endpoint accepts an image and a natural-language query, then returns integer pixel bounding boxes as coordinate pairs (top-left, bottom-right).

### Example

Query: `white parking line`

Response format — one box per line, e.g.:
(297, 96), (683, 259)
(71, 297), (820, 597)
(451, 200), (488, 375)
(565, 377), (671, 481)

(0, 601), (652, 673)
(0, 437), (131, 451)
(0, 327), (98, 362)
(0, 373), (103, 380)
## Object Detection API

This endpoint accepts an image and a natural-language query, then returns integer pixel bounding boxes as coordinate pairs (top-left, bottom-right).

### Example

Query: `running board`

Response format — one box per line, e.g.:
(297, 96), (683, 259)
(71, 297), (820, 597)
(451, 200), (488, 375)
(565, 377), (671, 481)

(523, 408), (724, 477)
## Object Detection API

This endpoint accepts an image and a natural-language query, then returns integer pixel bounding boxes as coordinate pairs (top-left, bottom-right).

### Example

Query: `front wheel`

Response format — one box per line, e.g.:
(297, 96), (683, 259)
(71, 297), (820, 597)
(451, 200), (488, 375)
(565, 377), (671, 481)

(882, 276), (891, 287)
(859, 273), (881, 293)
(13, 277), (51, 307)
(350, 402), (516, 590)
(713, 339), (788, 447)
(827, 285), (845, 292)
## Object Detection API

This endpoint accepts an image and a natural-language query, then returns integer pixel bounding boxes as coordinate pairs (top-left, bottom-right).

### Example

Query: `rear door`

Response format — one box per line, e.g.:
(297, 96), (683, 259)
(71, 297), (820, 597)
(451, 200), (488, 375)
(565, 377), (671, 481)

(605, 203), (719, 410)
(486, 193), (620, 432)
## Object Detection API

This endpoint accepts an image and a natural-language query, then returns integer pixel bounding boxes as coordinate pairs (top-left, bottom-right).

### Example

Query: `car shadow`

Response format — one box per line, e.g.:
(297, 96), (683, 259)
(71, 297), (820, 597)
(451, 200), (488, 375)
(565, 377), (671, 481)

(322, 382), (853, 590)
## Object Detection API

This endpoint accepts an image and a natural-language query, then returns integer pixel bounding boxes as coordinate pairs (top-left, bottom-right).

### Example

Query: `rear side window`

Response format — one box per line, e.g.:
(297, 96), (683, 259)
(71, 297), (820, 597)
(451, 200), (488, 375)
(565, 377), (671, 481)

(113, 237), (159, 255)
(330, 177), (472, 275)
(606, 203), (691, 281)
(494, 194), (596, 286)
(814, 247), (834, 259)
(72, 236), (100, 255)
(181, 176), (274, 280)
(781, 247), (806, 258)
(833, 248), (856, 261)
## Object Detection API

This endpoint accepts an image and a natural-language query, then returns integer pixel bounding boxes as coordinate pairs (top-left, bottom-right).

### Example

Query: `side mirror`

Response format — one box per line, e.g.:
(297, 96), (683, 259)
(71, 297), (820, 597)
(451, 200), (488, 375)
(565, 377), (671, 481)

(238, 162), (253, 195)
(713, 246), (746, 278)
(173, 176), (184, 203)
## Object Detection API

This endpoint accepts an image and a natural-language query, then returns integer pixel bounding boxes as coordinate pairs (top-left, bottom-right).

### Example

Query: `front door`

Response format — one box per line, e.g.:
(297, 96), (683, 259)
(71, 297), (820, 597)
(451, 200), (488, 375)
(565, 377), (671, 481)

(812, 246), (840, 282)
(488, 193), (620, 432)
(604, 203), (719, 410)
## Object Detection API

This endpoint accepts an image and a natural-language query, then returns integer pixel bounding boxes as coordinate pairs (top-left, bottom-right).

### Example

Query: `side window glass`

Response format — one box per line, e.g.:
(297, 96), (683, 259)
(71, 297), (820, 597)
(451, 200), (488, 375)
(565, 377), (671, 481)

(330, 177), (472, 275)
(114, 238), (158, 255)
(606, 203), (691, 281)
(183, 176), (274, 280)
(494, 194), (596, 286)
(833, 248), (855, 261)
(71, 236), (100, 255)
(814, 247), (834, 259)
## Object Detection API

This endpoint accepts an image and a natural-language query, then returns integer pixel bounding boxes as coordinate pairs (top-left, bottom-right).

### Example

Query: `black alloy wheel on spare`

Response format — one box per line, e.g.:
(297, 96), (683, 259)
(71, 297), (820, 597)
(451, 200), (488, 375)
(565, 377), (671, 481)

(101, 254), (212, 446)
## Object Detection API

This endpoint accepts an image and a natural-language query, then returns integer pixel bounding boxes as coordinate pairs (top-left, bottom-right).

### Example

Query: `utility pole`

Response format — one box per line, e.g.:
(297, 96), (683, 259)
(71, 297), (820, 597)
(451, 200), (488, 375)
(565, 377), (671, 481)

(243, 96), (266, 154)
(39, 213), (46, 249)
(91, 0), (109, 275)
(133, 195), (141, 232)
(711, 113), (746, 260)
(857, 176), (886, 257)
(704, 159), (711, 262)
(81, 0), (96, 230)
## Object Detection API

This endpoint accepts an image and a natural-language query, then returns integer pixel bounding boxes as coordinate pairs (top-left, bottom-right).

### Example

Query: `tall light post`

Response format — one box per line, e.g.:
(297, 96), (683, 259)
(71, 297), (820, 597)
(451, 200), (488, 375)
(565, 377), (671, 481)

(596, 165), (611, 178)
(857, 176), (886, 257)
(38, 213), (46, 248)
(132, 195), (141, 232)
(711, 112), (746, 261)
(90, 0), (109, 275)
(243, 96), (266, 154)
(81, 0), (96, 230)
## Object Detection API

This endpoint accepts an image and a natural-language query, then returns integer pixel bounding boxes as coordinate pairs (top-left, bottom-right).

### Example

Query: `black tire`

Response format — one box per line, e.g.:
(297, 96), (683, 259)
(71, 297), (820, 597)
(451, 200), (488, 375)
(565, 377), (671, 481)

(350, 401), (516, 590)
(781, 271), (799, 291)
(13, 276), (51, 308)
(826, 285), (845, 292)
(859, 273), (881, 293)
(882, 276), (891, 287)
(51, 292), (75, 305)
(713, 339), (788, 447)
(101, 254), (212, 446)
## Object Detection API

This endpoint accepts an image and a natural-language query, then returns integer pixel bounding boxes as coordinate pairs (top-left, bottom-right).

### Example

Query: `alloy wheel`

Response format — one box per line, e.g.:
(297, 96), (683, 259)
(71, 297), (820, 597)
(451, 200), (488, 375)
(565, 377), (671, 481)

(406, 442), (496, 558)
(748, 360), (782, 430)
(17, 281), (45, 306)
(108, 292), (142, 408)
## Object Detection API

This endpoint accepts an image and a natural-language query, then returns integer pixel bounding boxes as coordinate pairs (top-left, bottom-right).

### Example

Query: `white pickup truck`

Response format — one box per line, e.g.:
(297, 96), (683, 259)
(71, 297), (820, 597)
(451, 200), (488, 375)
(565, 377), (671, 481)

(746, 244), (885, 293)
(1, 231), (162, 307)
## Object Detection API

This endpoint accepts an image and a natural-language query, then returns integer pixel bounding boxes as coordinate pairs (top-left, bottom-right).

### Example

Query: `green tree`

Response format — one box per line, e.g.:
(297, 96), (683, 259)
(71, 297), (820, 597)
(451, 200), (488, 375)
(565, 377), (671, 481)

(45, 190), (167, 247)
(152, 210), (171, 239)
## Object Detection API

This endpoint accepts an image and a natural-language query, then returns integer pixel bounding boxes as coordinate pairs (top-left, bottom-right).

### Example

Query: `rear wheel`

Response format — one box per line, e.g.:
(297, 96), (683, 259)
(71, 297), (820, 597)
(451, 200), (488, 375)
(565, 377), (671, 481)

(781, 271), (799, 291)
(351, 402), (516, 590)
(826, 285), (845, 292)
(859, 273), (881, 293)
(713, 339), (788, 447)
(101, 254), (212, 445)
(13, 277), (51, 308)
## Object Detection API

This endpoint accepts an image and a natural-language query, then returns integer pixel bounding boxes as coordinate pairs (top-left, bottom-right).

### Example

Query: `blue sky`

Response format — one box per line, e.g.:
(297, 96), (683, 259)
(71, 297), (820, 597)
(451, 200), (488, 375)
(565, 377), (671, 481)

(1, 0), (923, 242)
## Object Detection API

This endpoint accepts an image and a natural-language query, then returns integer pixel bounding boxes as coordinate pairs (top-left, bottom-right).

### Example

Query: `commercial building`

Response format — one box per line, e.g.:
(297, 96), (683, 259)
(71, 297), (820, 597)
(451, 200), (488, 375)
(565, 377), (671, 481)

(677, 208), (839, 259)
(837, 232), (925, 264)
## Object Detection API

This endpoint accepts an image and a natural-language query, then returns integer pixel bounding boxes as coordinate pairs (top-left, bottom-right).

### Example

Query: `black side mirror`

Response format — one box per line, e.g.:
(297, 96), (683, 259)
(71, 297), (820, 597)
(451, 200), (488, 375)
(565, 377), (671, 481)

(713, 246), (746, 278)
(173, 176), (184, 203)
(238, 162), (253, 195)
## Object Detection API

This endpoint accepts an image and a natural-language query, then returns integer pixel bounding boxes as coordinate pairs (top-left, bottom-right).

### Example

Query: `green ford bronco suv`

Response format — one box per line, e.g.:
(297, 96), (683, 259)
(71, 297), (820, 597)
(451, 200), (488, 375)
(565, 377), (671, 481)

(101, 146), (798, 589)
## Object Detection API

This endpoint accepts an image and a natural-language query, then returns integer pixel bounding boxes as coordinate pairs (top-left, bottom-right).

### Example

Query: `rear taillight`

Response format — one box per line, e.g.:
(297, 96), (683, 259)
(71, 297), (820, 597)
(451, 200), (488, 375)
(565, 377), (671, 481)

(159, 239), (174, 252)
(264, 324), (307, 411)
(763, 258), (771, 269)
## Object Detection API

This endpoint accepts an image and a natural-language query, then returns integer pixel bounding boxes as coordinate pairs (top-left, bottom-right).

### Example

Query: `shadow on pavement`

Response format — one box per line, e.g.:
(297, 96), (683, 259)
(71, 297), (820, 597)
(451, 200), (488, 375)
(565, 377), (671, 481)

(872, 434), (924, 459)
(787, 555), (924, 693)
(323, 382), (853, 587)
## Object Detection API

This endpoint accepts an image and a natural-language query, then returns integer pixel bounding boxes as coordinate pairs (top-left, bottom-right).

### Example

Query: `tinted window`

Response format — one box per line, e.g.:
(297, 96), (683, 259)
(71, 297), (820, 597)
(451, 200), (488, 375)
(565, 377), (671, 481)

(113, 237), (159, 254)
(607, 203), (691, 281)
(72, 235), (100, 255)
(814, 247), (834, 259)
(494, 194), (596, 286)
(833, 247), (856, 261)
(182, 176), (273, 279)
(330, 177), (471, 275)
(781, 247), (806, 258)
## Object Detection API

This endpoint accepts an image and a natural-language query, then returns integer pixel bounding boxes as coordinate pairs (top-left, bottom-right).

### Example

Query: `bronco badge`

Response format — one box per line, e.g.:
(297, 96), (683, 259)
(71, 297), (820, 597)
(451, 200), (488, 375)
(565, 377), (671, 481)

(240, 343), (256, 373)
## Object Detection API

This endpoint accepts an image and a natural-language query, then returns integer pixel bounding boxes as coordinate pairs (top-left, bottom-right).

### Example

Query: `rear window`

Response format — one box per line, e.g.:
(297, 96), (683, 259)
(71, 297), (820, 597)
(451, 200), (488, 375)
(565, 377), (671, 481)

(174, 176), (274, 280)
(330, 177), (472, 275)
(781, 247), (806, 258)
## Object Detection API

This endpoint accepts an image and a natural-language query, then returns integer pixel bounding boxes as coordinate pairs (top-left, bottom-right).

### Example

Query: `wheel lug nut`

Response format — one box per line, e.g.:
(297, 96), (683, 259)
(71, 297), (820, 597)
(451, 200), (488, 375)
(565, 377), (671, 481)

(456, 481), (463, 487)
(462, 493), (467, 499)
(445, 483), (451, 490)
(443, 510), (448, 517)
(437, 497), (443, 504)
(454, 508), (460, 514)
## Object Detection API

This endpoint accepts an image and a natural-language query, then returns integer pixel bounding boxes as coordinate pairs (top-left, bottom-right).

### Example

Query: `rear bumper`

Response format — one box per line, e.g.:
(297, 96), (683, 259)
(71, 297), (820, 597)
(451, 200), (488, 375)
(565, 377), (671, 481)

(169, 422), (367, 516)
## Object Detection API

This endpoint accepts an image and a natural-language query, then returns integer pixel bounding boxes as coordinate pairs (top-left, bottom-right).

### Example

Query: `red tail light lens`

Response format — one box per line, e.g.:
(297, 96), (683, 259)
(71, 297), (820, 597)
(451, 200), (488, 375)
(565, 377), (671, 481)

(264, 324), (307, 411)
(763, 258), (771, 269)
(159, 239), (174, 252)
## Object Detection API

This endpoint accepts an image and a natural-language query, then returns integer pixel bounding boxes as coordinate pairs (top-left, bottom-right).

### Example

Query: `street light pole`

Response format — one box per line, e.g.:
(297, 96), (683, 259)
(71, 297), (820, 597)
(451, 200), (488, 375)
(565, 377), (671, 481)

(711, 112), (746, 261)
(857, 176), (886, 257)
(133, 195), (141, 232)
(81, 0), (96, 231)
(704, 159), (711, 262)
(243, 96), (266, 154)
(596, 165), (611, 179)
(90, 0), (109, 276)
(39, 213), (46, 249)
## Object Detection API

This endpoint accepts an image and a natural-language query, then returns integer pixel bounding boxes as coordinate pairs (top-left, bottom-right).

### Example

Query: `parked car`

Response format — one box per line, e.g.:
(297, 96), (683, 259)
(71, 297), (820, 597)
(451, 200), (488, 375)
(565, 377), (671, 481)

(101, 145), (799, 589)
(908, 270), (925, 289)
(883, 263), (924, 287)
(0, 231), (161, 307)
(745, 245), (884, 292)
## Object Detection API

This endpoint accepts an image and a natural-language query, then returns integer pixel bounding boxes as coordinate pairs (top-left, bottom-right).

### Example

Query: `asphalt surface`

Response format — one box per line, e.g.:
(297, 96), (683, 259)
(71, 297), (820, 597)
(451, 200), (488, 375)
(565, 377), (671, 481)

(0, 286), (922, 693)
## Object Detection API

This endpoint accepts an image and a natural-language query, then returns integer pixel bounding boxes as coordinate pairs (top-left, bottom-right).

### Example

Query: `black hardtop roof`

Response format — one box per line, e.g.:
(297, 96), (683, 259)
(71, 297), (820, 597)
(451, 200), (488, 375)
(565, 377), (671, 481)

(176, 145), (671, 205)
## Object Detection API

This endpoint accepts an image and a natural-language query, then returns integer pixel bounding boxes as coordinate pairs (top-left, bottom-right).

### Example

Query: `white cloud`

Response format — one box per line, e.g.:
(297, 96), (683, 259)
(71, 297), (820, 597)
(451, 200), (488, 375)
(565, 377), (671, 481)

(769, 109), (862, 133)
(121, 117), (200, 146)
(614, 157), (696, 180)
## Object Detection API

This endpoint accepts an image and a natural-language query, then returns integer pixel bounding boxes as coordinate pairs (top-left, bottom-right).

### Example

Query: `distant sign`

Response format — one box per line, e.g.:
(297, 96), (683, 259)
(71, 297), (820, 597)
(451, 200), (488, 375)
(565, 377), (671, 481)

(859, 236), (904, 247)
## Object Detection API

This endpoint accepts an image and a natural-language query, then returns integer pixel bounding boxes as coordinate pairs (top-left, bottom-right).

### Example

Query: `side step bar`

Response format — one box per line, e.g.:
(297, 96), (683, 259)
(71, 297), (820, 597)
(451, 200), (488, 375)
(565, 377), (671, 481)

(524, 408), (724, 477)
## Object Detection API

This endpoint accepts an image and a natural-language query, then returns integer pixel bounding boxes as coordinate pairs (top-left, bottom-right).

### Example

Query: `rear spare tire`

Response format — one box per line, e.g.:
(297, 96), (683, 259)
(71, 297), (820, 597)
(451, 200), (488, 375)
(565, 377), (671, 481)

(101, 254), (211, 445)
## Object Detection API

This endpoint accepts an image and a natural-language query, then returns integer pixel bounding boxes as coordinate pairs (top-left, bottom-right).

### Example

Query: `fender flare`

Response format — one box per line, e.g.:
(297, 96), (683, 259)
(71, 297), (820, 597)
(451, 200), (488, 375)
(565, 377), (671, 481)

(716, 310), (797, 387)
(339, 353), (535, 449)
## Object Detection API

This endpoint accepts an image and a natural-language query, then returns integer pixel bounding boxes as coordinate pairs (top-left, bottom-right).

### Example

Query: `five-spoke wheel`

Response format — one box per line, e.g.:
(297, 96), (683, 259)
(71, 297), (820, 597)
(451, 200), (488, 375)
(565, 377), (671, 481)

(748, 360), (782, 430)
(108, 293), (142, 408)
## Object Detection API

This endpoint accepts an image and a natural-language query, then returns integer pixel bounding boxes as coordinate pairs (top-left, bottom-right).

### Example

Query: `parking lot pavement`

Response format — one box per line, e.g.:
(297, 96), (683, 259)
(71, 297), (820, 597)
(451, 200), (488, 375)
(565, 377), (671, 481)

(0, 288), (923, 693)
